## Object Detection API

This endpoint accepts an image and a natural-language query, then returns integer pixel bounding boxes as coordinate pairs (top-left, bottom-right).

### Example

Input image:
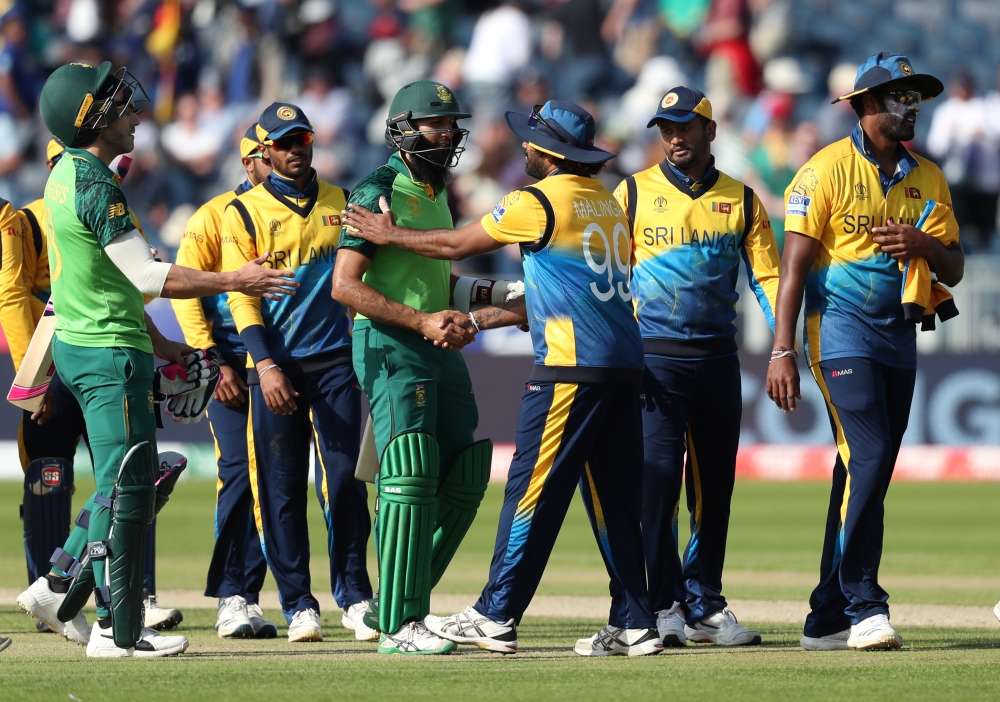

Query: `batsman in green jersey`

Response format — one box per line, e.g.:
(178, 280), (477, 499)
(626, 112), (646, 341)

(17, 61), (296, 658)
(333, 81), (525, 655)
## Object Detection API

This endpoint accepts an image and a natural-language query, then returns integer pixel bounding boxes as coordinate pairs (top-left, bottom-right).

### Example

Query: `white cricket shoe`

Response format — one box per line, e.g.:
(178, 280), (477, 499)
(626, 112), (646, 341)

(342, 600), (378, 642)
(216, 596), (254, 639)
(246, 601), (278, 639)
(143, 592), (183, 631)
(656, 602), (687, 647)
(378, 621), (457, 655)
(574, 625), (663, 657)
(287, 608), (323, 642)
(424, 606), (517, 654)
(86, 621), (134, 658)
(17, 576), (90, 645)
(847, 614), (902, 650)
(685, 607), (761, 646)
(134, 626), (189, 657)
(801, 629), (850, 651)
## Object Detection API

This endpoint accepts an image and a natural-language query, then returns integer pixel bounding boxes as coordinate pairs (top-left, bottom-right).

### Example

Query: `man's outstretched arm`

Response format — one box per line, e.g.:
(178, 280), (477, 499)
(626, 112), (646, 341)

(332, 248), (477, 349)
(342, 197), (504, 261)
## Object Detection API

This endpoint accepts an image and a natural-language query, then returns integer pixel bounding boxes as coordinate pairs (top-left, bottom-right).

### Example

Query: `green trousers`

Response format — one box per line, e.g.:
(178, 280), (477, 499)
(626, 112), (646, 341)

(52, 338), (157, 617)
(353, 320), (478, 469)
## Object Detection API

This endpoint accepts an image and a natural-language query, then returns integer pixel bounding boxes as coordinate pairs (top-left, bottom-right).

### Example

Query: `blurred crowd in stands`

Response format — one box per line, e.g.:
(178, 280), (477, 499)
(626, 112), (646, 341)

(2, 0), (1000, 274)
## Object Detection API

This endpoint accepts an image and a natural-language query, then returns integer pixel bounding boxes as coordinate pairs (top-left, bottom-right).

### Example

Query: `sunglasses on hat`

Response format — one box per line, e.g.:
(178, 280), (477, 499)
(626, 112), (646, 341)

(527, 105), (568, 144)
(267, 131), (313, 151)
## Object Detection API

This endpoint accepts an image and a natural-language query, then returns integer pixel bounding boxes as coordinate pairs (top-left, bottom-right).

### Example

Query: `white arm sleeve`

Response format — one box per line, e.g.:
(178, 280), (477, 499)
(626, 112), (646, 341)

(104, 229), (173, 297)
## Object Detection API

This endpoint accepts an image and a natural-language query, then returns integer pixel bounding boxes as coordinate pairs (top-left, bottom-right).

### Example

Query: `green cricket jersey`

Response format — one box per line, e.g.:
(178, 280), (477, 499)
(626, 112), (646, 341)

(338, 152), (452, 318)
(44, 147), (150, 352)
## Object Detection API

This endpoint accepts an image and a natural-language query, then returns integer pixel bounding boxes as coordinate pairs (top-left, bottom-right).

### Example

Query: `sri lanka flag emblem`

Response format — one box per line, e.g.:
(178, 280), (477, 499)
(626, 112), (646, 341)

(321, 214), (342, 226)
(712, 202), (732, 214)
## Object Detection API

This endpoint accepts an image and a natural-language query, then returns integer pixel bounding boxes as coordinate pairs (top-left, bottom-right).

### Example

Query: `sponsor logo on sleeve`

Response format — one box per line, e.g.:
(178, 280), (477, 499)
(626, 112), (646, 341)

(491, 202), (506, 223)
(108, 202), (126, 219)
(786, 194), (811, 217)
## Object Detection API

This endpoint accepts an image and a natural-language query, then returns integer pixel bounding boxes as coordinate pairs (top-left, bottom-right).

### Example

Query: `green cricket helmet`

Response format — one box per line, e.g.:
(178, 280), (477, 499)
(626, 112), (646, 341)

(39, 61), (149, 147)
(384, 81), (471, 168)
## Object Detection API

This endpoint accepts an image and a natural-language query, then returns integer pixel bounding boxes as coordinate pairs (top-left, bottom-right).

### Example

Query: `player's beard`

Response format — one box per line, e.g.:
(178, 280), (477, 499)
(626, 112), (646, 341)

(408, 135), (454, 192)
(876, 97), (917, 142)
(525, 148), (549, 180)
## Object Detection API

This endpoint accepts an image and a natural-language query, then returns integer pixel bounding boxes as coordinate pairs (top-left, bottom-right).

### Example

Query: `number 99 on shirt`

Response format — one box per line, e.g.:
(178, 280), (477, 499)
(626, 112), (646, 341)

(583, 222), (631, 303)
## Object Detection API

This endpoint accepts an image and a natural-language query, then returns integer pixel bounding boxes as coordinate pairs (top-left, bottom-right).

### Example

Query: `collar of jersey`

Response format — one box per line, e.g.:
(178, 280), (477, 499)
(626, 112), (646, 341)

(659, 155), (720, 200)
(388, 152), (439, 199)
(236, 179), (254, 195)
(264, 170), (318, 217)
(64, 147), (116, 181)
(850, 123), (919, 193)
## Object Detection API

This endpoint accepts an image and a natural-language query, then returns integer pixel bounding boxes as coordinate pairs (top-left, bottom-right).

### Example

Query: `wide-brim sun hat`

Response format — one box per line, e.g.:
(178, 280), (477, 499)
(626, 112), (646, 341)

(833, 52), (943, 104)
(505, 100), (615, 164)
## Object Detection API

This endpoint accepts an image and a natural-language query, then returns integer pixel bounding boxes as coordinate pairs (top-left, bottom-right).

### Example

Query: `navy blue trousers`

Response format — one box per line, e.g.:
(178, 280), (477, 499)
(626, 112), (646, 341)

(248, 363), (372, 621)
(203, 357), (268, 603)
(804, 357), (915, 637)
(476, 381), (653, 629)
(598, 355), (742, 624)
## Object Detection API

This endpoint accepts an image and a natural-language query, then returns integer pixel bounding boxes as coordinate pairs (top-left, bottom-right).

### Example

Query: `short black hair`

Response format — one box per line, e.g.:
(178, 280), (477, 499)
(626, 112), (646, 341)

(849, 94), (867, 119)
(551, 156), (605, 177)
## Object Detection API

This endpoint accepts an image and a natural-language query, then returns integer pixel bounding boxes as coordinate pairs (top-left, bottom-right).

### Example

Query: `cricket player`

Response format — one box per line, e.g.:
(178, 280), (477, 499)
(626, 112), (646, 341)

(171, 124), (276, 639)
(333, 81), (518, 655)
(2, 139), (181, 634)
(343, 100), (662, 657)
(766, 53), (963, 651)
(221, 102), (373, 644)
(16, 61), (297, 658)
(611, 87), (779, 647)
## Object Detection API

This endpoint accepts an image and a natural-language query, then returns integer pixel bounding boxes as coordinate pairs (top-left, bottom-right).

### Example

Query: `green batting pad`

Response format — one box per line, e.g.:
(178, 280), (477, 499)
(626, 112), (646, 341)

(378, 432), (439, 635)
(108, 442), (158, 648)
(430, 439), (492, 587)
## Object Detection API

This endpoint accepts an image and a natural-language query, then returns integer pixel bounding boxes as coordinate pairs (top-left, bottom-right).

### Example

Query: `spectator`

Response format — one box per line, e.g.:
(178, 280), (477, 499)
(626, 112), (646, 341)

(696, 0), (762, 106)
(816, 62), (859, 146)
(927, 70), (1000, 250)
(0, 6), (40, 120)
(160, 92), (224, 203)
(542, 0), (613, 100)
(462, 1), (532, 120)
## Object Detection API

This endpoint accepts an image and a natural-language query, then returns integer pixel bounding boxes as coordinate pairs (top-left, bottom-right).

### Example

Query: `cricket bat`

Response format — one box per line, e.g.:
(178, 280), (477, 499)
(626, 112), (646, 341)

(354, 414), (379, 483)
(7, 298), (56, 412)
(6, 156), (134, 412)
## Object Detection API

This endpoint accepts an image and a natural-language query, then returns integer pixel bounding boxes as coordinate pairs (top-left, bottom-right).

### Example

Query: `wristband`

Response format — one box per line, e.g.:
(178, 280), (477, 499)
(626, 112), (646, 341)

(468, 312), (481, 333)
(770, 347), (797, 362)
(257, 363), (280, 379)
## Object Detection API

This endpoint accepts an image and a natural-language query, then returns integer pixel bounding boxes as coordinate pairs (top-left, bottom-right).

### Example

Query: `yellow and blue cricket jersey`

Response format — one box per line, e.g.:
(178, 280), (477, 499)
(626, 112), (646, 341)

(173, 183), (252, 355)
(0, 198), (46, 370)
(481, 173), (644, 384)
(221, 173), (352, 377)
(614, 158), (779, 356)
(784, 124), (958, 369)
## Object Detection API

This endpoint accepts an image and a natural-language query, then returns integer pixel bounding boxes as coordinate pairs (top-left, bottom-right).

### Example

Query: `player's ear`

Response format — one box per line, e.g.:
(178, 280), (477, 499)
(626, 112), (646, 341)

(705, 119), (717, 143)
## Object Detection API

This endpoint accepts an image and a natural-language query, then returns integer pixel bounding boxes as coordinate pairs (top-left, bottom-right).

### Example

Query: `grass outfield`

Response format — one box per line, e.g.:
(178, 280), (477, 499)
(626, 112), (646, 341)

(1, 479), (999, 700)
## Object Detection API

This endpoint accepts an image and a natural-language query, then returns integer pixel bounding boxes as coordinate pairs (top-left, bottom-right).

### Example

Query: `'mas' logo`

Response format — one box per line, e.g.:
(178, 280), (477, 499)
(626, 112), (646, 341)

(831, 368), (853, 378)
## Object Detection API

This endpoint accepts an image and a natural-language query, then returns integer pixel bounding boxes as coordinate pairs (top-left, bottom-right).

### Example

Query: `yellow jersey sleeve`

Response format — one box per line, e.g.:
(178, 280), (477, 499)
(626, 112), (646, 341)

(220, 202), (263, 332)
(480, 190), (546, 244)
(741, 192), (780, 328)
(0, 204), (37, 371)
(783, 163), (832, 240)
(612, 179), (629, 223)
(171, 204), (223, 349)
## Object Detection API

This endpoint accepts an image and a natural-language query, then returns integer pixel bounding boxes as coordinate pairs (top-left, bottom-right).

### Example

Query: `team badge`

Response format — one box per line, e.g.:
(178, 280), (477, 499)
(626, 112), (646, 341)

(269, 219), (283, 236)
(711, 202), (731, 214)
(653, 195), (668, 213)
(415, 383), (426, 407)
(854, 183), (868, 201)
(276, 106), (297, 121)
(898, 61), (913, 76)
(791, 168), (818, 196)
(906, 187), (922, 199)
(661, 92), (679, 109)
(436, 85), (454, 103)
(321, 215), (342, 226)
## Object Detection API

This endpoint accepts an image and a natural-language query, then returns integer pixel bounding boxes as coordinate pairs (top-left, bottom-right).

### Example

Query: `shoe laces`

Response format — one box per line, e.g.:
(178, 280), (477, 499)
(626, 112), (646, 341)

(292, 608), (319, 624)
(658, 602), (684, 621)
(246, 602), (264, 618)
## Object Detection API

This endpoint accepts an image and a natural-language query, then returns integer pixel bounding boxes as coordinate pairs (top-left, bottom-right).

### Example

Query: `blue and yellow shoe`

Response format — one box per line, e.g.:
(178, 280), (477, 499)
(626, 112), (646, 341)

(377, 621), (457, 655)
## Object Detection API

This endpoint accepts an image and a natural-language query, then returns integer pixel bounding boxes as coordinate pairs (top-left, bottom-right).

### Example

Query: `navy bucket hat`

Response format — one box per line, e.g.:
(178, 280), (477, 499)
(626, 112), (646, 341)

(505, 100), (615, 164)
(833, 52), (943, 104)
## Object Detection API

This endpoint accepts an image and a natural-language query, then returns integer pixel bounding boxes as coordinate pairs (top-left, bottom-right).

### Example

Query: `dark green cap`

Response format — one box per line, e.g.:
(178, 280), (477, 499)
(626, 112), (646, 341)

(387, 80), (471, 124)
(39, 61), (113, 146)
